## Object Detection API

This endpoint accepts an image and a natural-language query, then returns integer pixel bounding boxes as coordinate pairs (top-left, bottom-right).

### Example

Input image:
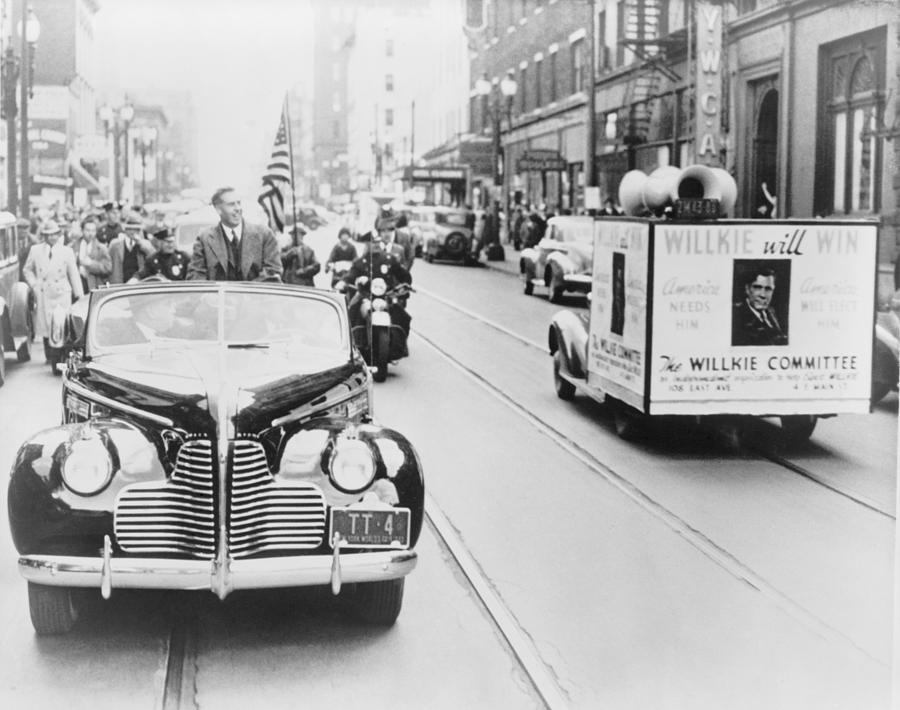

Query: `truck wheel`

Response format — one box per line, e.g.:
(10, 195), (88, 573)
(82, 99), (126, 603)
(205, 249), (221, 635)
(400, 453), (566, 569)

(780, 415), (817, 445)
(352, 578), (404, 626)
(372, 328), (389, 383)
(553, 351), (575, 400)
(610, 400), (641, 439)
(28, 583), (79, 635)
(17, 337), (31, 363)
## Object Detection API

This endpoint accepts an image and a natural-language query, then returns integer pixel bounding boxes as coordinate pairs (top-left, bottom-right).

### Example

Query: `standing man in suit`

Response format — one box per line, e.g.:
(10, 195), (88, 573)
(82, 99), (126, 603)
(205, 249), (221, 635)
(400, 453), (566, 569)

(108, 212), (155, 284)
(23, 220), (84, 363)
(71, 217), (112, 292)
(187, 186), (283, 281)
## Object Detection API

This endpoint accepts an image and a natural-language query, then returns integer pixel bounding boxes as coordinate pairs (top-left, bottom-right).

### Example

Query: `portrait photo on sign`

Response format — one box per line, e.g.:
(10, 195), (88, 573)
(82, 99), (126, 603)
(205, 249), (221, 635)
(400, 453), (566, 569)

(731, 259), (790, 347)
(610, 252), (626, 336)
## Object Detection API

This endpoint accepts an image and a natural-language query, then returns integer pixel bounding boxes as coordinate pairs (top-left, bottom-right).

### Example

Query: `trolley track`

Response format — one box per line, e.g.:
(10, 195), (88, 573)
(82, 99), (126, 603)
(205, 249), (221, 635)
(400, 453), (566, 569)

(415, 284), (894, 519)
(410, 327), (887, 667)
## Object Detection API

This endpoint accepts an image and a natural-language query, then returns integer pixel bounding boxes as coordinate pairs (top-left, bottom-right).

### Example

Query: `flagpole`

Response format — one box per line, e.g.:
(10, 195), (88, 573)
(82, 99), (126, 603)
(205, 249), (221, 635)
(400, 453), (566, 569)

(283, 93), (300, 237)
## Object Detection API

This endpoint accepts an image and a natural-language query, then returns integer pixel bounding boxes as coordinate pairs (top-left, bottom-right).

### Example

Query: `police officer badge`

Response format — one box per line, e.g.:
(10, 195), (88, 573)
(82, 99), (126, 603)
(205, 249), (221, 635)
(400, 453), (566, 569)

(380, 264), (389, 274)
(171, 263), (182, 277)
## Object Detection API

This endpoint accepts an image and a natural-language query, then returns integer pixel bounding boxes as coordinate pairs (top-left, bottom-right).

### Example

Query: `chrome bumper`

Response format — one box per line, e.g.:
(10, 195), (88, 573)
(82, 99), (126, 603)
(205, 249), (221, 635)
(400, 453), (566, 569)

(19, 542), (417, 599)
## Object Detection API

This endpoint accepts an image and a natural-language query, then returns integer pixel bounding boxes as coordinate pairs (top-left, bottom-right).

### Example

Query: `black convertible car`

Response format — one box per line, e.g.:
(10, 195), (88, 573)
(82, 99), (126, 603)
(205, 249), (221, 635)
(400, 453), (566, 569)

(8, 281), (424, 634)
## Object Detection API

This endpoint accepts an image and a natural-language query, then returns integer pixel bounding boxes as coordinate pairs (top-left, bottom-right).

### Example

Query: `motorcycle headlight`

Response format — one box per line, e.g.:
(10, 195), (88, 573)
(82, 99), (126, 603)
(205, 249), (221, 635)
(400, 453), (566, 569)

(371, 298), (388, 311)
(371, 278), (387, 296)
(61, 435), (113, 495)
(328, 438), (375, 493)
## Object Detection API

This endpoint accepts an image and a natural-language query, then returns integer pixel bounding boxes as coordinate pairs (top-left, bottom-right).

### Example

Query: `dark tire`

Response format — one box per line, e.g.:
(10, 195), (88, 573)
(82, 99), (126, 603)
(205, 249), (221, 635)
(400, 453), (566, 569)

(780, 415), (817, 444)
(17, 337), (31, 363)
(372, 328), (389, 383)
(553, 351), (575, 400)
(610, 400), (641, 440)
(523, 277), (534, 296)
(548, 271), (564, 304)
(424, 252), (434, 263)
(871, 380), (893, 404)
(352, 578), (404, 626)
(444, 232), (467, 259)
(28, 583), (79, 635)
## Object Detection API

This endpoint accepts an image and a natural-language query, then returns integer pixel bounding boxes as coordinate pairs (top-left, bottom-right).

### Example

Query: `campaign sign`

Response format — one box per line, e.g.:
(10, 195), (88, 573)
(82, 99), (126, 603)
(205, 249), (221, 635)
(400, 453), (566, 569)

(648, 220), (877, 415)
(587, 220), (650, 410)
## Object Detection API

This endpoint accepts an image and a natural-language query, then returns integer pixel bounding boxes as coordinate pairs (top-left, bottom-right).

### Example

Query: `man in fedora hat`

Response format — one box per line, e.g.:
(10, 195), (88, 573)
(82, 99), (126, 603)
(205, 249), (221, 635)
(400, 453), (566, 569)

(22, 220), (84, 364)
(108, 211), (155, 284)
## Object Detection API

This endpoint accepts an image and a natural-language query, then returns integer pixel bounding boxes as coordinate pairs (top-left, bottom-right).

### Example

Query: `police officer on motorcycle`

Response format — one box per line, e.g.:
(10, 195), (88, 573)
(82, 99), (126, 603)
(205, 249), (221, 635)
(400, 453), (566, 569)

(341, 216), (412, 336)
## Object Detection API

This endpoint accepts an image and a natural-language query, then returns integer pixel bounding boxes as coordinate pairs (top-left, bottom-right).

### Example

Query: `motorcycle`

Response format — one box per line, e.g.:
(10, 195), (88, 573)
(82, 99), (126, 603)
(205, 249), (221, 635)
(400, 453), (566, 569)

(328, 259), (354, 289)
(341, 275), (412, 383)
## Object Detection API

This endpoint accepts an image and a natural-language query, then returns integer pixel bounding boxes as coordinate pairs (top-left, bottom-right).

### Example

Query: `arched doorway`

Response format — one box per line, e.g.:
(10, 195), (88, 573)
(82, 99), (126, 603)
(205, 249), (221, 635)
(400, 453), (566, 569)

(752, 86), (779, 217)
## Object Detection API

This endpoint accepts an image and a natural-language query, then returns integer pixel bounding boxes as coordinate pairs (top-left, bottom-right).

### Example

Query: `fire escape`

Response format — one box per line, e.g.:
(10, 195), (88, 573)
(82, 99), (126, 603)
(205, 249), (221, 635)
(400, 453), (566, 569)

(618, 0), (681, 153)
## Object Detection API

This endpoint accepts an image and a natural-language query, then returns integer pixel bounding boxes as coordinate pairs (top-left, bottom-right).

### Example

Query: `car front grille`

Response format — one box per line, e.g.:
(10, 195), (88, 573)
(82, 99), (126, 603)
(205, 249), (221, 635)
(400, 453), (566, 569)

(113, 438), (327, 559)
(115, 440), (216, 558)
(229, 440), (327, 558)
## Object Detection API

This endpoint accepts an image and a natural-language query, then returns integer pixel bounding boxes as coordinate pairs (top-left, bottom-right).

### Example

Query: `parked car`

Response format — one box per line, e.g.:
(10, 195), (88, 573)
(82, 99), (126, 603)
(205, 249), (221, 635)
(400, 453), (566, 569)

(415, 206), (477, 264)
(0, 211), (33, 385)
(520, 215), (594, 302)
(8, 280), (424, 634)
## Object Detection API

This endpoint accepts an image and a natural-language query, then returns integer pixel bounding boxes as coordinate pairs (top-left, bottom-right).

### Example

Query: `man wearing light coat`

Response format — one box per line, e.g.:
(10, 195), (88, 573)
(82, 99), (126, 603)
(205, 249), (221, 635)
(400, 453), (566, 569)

(23, 220), (84, 362)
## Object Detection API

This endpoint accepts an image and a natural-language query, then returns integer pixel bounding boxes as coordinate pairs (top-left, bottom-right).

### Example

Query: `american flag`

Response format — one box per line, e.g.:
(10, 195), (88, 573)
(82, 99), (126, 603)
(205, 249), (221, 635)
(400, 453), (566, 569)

(258, 100), (292, 233)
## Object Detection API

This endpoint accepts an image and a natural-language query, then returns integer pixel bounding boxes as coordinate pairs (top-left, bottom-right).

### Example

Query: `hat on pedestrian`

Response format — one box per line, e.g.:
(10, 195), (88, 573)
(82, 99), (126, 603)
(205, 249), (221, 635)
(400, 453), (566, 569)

(152, 227), (172, 241)
(102, 201), (123, 211)
(122, 211), (144, 230)
(40, 220), (62, 237)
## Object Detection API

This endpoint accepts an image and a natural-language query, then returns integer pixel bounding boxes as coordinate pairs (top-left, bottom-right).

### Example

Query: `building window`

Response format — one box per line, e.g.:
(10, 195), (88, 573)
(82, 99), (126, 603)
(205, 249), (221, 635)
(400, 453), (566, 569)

(549, 52), (557, 102)
(519, 66), (527, 113)
(815, 28), (885, 216)
(535, 58), (543, 107)
(571, 39), (584, 93)
(386, 74), (394, 91)
(385, 107), (394, 127)
(386, 39), (394, 57)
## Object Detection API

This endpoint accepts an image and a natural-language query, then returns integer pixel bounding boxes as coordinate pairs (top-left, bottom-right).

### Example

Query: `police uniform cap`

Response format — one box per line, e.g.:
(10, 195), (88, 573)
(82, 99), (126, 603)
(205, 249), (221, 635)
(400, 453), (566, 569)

(103, 201), (123, 211)
(152, 227), (172, 241)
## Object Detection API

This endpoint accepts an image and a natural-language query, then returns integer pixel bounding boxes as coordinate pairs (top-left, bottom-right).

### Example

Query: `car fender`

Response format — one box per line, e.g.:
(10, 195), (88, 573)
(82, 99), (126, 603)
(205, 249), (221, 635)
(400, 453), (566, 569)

(8, 419), (167, 554)
(546, 250), (576, 276)
(7, 281), (32, 338)
(548, 309), (589, 379)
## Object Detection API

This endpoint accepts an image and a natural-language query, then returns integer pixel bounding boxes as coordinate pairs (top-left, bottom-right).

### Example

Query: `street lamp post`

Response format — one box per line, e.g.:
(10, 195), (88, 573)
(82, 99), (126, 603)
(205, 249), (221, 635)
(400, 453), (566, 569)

(475, 72), (517, 261)
(99, 103), (134, 202)
(138, 126), (157, 205)
(19, 4), (39, 219)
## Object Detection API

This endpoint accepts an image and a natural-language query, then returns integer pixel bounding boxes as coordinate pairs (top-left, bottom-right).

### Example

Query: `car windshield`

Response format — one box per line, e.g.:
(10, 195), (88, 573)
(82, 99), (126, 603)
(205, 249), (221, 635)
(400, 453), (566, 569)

(91, 288), (346, 350)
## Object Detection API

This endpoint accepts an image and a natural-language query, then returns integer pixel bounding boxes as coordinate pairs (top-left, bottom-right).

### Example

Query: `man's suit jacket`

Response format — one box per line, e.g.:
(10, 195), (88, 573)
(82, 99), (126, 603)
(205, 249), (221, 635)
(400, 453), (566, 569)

(108, 235), (155, 284)
(187, 221), (283, 282)
(71, 237), (112, 290)
(731, 300), (787, 346)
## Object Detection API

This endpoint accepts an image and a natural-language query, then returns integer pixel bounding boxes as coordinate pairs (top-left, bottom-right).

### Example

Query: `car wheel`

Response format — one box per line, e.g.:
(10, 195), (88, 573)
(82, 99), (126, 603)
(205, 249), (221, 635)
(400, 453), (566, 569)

(352, 578), (404, 626)
(444, 232), (467, 259)
(780, 415), (817, 445)
(548, 272), (565, 304)
(372, 328), (390, 383)
(871, 378), (893, 404)
(28, 583), (79, 635)
(553, 351), (575, 400)
(17, 337), (31, 363)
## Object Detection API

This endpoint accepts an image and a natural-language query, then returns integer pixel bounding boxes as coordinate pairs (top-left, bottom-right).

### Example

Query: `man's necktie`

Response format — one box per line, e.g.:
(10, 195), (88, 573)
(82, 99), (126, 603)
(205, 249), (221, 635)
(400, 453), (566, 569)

(229, 231), (240, 269)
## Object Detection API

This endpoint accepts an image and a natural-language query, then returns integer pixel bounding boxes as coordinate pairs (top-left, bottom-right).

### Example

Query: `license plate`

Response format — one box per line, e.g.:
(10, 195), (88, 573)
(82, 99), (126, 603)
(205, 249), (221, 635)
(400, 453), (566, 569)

(330, 507), (411, 549)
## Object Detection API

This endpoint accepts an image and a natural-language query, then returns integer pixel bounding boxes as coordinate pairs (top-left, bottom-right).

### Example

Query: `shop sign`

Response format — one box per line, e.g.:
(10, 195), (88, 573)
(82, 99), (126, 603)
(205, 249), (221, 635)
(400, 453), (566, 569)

(516, 149), (567, 172)
(405, 166), (468, 182)
(694, 1), (723, 165)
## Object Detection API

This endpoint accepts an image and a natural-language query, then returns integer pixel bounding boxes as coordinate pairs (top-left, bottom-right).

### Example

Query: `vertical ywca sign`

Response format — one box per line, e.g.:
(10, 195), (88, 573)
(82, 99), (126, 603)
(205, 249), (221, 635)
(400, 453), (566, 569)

(694, 1), (723, 166)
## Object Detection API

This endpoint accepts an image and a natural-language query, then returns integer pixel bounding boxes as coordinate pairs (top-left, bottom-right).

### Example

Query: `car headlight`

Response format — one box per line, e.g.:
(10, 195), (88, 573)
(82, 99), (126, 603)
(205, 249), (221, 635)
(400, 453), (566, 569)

(61, 434), (113, 495)
(371, 278), (387, 296)
(371, 298), (387, 311)
(328, 438), (375, 493)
